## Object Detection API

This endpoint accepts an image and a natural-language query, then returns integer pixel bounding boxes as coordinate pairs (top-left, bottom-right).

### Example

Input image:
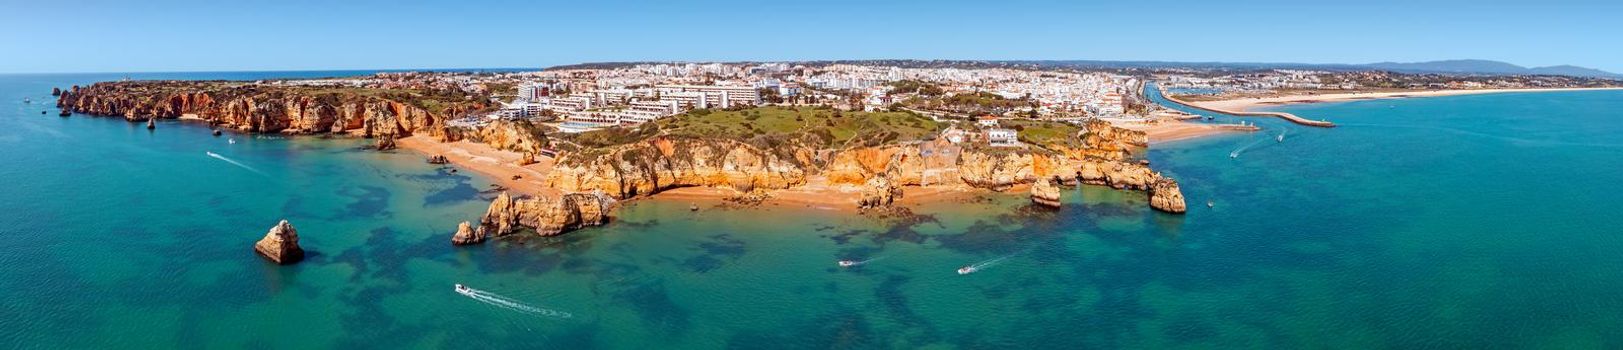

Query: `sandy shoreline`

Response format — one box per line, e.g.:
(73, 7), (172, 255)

(1123, 120), (1258, 144)
(651, 185), (982, 214)
(1194, 87), (1623, 112)
(396, 137), (561, 198)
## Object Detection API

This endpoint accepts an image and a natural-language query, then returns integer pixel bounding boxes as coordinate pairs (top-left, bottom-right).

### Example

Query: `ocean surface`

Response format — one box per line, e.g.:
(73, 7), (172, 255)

(4, 73), (1623, 348)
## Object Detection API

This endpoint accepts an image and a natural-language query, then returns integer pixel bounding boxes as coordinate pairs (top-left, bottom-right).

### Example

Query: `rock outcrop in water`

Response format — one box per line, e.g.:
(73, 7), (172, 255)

(1148, 178), (1187, 213)
(254, 220), (304, 264)
(375, 135), (397, 151)
(450, 221), (484, 245)
(457, 191), (616, 244)
(51, 87), (61, 96)
(1030, 179), (1062, 208)
(55, 81), (486, 140)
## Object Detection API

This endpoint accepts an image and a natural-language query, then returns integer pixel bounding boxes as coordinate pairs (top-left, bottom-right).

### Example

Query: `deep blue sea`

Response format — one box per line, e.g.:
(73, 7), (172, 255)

(3, 72), (1623, 348)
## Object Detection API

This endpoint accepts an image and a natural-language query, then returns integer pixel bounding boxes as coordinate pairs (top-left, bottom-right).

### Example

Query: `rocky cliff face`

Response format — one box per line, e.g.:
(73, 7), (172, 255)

(464, 191), (616, 242)
(544, 119), (1187, 213)
(546, 138), (810, 199)
(254, 220), (304, 264)
(56, 81), (485, 139)
(456, 120), (550, 154)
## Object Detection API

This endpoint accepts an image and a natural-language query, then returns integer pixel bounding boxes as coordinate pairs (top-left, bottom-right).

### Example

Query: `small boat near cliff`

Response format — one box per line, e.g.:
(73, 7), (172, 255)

(957, 266), (977, 275)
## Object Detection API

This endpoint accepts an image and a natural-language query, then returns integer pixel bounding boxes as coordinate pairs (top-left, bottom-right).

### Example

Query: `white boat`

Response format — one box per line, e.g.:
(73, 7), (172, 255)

(957, 266), (976, 275)
(1277, 134), (1284, 142)
(454, 284), (472, 296)
(837, 260), (856, 267)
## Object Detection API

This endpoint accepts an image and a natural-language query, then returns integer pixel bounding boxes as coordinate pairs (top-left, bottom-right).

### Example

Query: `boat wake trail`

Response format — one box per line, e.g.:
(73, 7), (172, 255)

(837, 256), (884, 267)
(205, 151), (266, 175)
(1229, 137), (1271, 159)
(958, 251), (1023, 275)
(459, 287), (573, 319)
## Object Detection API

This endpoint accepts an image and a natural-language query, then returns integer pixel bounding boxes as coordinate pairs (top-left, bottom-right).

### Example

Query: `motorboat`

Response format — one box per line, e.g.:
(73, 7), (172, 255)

(1206, 200), (1214, 208)
(837, 260), (857, 267)
(1277, 134), (1284, 142)
(957, 266), (976, 275)
(454, 284), (472, 295)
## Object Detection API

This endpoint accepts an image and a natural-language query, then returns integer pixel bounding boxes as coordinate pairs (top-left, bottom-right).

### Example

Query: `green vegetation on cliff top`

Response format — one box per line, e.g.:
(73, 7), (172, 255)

(1000, 119), (1084, 149)
(84, 81), (486, 118)
(567, 106), (944, 149)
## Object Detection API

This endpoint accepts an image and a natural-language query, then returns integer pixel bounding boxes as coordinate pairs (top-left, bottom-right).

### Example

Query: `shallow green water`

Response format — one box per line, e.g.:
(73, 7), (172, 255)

(3, 73), (1622, 348)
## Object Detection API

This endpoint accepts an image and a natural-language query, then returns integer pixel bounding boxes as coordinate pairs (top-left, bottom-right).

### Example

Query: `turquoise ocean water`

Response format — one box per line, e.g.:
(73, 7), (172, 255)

(3, 73), (1622, 348)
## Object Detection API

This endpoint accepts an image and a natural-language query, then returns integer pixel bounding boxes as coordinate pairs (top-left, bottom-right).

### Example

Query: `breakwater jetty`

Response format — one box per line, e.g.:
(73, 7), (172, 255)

(1160, 89), (1337, 128)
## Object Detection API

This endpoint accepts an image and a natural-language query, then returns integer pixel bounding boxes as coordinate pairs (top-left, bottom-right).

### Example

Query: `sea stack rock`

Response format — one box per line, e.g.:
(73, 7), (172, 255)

(450, 221), (485, 245)
(471, 191), (615, 241)
(375, 135), (397, 150)
(253, 220), (305, 264)
(212, 129), (223, 136)
(51, 87), (62, 96)
(1030, 180), (1062, 208)
(59, 109), (71, 117)
(857, 176), (900, 209)
(1148, 178), (1187, 214)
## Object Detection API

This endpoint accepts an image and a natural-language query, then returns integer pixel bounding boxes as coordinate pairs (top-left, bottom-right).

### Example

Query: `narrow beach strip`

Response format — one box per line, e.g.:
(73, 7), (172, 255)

(1160, 90), (1337, 127)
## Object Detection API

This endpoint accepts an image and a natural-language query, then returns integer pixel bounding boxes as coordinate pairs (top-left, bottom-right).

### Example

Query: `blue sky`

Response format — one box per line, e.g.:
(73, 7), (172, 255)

(2, 0), (1619, 73)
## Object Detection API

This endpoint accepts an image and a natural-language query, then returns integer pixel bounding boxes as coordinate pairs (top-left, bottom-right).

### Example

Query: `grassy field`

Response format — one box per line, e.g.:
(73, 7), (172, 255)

(998, 119), (1083, 149)
(569, 106), (945, 149)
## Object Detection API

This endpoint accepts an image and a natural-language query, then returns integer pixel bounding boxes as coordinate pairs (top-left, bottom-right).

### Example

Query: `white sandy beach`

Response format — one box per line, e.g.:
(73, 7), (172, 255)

(1195, 87), (1623, 112)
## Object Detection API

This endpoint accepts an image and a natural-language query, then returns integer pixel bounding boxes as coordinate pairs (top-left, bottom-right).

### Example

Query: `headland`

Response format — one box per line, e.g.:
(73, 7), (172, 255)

(57, 77), (1191, 245)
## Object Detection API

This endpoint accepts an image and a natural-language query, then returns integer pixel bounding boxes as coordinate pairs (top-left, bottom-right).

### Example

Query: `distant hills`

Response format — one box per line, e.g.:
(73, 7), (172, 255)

(1021, 59), (1621, 79)
(550, 59), (1620, 79)
(1363, 60), (1621, 79)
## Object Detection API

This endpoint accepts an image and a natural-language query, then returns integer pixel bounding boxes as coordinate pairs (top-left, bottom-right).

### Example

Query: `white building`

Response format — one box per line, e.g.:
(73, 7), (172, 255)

(656, 84), (760, 108)
(986, 128), (1018, 146)
(546, 96), (594, 112)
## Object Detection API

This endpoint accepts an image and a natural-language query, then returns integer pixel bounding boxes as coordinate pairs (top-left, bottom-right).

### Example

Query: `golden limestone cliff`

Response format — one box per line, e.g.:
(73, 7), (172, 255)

(444, 119), (551, 153)
(545, 138), (810, 198)
(56, 81), (485, 144)
(533, 118), (1186, 216)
